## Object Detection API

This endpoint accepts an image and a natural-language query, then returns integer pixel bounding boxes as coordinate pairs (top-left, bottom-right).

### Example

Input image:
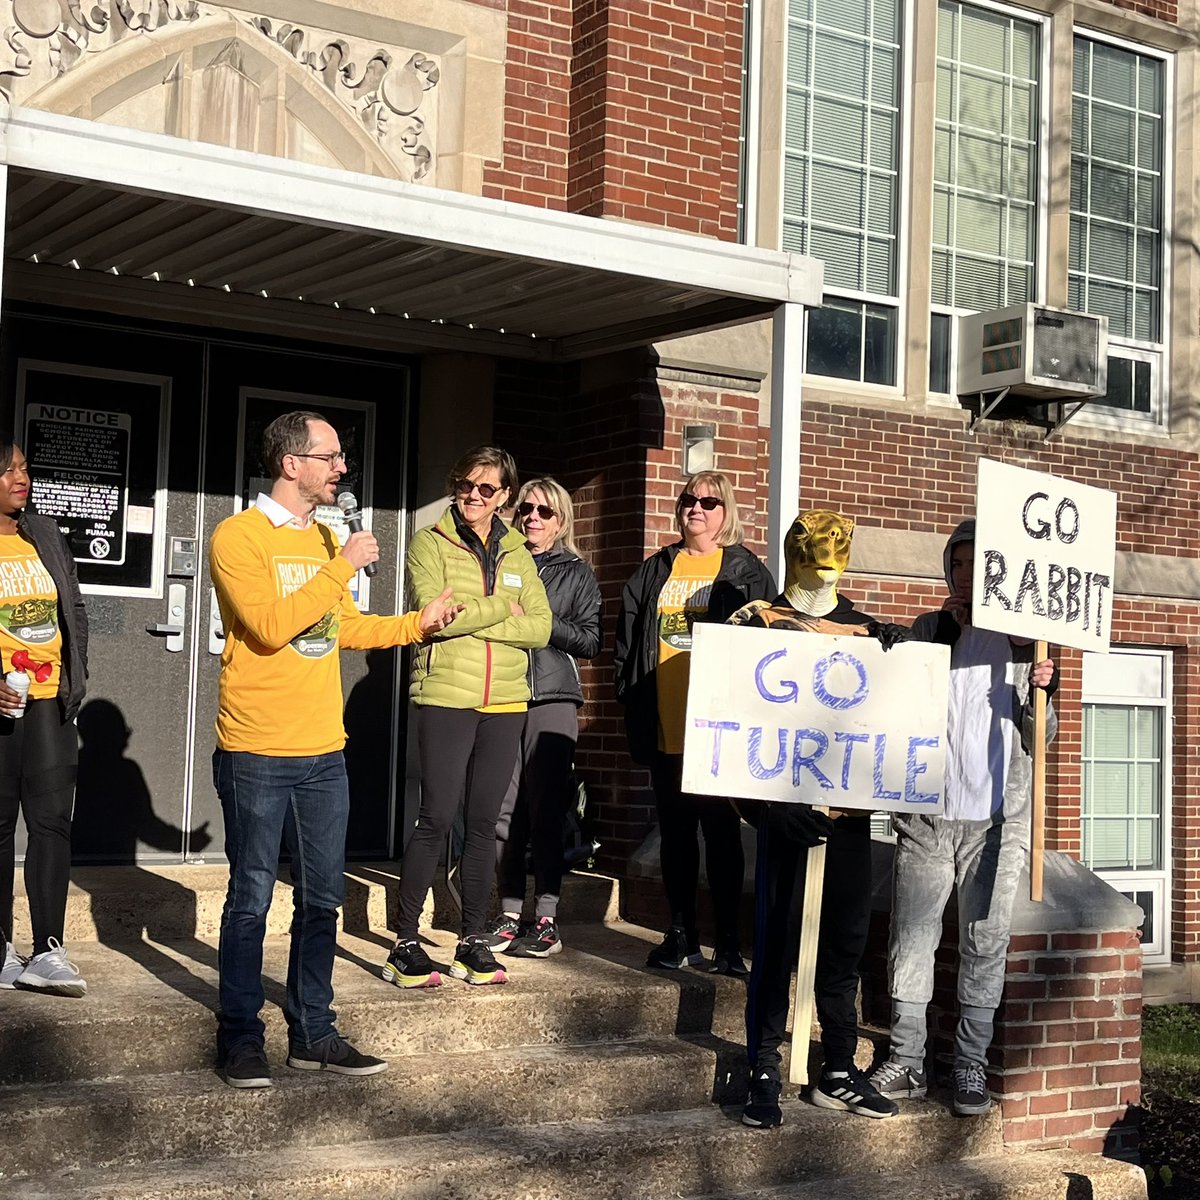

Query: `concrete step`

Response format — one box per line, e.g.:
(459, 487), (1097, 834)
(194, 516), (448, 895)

(0, 926), (753, 1085)
(2, 1099), (1006, 1199)
(697, 1151), (1148, 1200)
(11, 863), (622, 944)
(0, 1037), (726, 1175)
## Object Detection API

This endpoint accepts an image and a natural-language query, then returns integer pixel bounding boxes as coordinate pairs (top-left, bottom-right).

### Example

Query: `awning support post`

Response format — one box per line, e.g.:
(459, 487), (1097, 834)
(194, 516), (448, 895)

(768, 300), (804, 585)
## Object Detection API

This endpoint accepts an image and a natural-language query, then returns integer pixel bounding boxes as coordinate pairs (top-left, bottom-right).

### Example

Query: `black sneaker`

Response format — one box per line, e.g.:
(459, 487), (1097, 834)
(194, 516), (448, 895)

(811, 1065), (899, 1119)
(869, 1058), (928, 1100)
(709, 944), (749, 977)
(508, 916), (563, 958)
(381, 938), (443, 989)
(646, 926), (703, 969)
(287, 1034), (387, 1076)
(449, 935), (509, 985)
(485, 914), (523, 954)
(222, 1041), (272, 1089)
(952, 1062), (993, 1116)
(741, 1068), (783, 1128)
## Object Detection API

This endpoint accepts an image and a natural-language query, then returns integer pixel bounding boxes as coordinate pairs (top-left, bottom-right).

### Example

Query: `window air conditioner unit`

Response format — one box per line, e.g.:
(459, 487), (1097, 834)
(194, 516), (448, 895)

(958, 303), (1108, 400)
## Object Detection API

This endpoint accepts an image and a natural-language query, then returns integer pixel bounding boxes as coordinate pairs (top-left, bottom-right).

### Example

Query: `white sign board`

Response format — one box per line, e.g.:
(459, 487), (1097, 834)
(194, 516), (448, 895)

(973, 458), (1117, 652)
(682, 624), (949, 815)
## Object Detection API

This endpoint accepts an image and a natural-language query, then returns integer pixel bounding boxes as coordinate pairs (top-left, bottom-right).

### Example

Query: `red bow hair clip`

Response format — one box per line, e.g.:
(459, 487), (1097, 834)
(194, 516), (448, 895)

(10, 650), (52, 683)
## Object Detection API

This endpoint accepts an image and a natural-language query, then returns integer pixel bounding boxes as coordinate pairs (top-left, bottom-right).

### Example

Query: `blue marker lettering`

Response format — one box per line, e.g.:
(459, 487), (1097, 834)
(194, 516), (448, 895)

(813, 651), (869, 712)
(834, 731), (869, 791)
(792, 728), (833, 790)
(755, 649), (798, 704)
(904, 736), (940, 805)
(693, 718), (740, 777)
(872, 733), (900, 802)
(747, 726), (787, 780)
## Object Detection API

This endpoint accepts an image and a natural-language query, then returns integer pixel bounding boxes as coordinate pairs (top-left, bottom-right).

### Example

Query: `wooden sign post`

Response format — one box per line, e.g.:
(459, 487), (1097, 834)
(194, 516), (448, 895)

(971, 459), (1117, 901)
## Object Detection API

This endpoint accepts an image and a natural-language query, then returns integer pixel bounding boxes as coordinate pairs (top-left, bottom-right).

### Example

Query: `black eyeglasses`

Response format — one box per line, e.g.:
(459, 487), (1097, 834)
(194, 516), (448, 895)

(679, 492), (723, 512)
(517, 502), (556, 521)
(454, 478), (502, 500)
(292, 451), (346, 467)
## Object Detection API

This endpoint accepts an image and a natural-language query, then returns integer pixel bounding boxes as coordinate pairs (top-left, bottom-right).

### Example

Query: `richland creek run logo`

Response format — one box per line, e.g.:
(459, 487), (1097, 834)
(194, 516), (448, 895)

(0, 598), (58, 644)
(274, 557), (338, 658)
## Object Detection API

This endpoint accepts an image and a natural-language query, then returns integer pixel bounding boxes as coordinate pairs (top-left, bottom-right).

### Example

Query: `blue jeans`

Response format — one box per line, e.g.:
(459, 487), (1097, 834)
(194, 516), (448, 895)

(214, 749), (349, 1055)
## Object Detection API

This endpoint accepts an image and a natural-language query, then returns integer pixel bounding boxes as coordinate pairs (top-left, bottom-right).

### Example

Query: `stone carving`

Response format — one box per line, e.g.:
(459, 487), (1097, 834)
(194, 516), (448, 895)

(0, 0), (440, 181)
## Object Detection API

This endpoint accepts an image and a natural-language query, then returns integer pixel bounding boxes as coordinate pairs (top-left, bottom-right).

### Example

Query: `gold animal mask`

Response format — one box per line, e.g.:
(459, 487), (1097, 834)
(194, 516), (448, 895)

(784, 510), (855, 592)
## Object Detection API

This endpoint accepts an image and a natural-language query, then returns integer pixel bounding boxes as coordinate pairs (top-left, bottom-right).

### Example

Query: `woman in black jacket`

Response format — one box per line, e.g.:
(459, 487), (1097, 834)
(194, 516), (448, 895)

(487, 477), (602, 958)
(0, 435), (89, 997)
(614, 471), (774, 974)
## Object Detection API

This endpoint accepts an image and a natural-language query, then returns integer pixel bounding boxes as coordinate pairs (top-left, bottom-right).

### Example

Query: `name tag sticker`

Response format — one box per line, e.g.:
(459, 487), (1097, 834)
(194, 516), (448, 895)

(503, 572), (522, 588)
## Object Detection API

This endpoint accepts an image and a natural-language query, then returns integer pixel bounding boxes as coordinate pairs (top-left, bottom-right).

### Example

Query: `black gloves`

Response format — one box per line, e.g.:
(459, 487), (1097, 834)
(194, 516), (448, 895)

(773, 803), (835, 848)
(866, 620), (912, 652)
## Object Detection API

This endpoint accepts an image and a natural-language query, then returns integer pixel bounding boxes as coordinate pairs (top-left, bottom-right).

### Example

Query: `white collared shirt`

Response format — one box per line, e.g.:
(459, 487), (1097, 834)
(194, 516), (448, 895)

(253, 492), (312, 531)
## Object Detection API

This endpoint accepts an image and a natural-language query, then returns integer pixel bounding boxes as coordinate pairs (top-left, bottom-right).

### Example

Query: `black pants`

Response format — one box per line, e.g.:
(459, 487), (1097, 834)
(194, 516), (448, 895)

(745, 808), (872, 1075)
(496, 700), (578, 920)
(397, 707), (524, 942)
(650, 751), (745, 948)
(0, 698), (79, 954)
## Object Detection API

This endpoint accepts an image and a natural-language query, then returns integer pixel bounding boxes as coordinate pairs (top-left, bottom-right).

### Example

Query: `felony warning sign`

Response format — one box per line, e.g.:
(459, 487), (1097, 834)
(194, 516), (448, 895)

(972, 459), (1116, 652)
(23, 404), (130, 567)
(681, 624), (949, 814)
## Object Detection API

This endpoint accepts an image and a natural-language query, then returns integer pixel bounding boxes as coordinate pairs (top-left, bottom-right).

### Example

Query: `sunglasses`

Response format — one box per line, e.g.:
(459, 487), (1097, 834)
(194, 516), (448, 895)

(679, 492), (724, 512)
(517, 502), (556, 521)
(454, 478), (502, 500)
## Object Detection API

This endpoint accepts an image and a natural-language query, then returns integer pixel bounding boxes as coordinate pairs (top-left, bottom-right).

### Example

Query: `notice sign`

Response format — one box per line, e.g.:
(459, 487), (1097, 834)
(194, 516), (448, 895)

(682, 624), (949, 815)
(23, 404), (130, 567)
(973, 458), (1117, 652)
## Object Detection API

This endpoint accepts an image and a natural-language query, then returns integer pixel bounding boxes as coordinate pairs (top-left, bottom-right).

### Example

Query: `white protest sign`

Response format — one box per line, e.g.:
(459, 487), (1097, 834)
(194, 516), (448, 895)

(682, 623), (949, 814)
(972, 458), (1117, 653)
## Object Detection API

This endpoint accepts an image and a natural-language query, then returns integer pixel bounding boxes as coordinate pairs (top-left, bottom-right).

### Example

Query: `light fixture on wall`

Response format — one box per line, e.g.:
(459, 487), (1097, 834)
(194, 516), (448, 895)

(681, 423), (715, 477)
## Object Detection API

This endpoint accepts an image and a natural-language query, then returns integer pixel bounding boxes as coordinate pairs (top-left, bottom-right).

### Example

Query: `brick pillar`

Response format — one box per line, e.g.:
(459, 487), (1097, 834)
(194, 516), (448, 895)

(864, 846), (1143, 1158)
(993, 928), (1141, 1154)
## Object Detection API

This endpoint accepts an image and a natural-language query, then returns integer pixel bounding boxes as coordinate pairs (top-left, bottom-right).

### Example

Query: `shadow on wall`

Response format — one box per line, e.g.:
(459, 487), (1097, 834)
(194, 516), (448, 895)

(70, 698), (225, 1007)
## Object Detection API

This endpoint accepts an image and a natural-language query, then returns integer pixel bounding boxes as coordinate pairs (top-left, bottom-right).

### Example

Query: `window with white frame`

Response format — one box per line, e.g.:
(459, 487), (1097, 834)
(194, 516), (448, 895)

(1080, 648), (1172, 964)
(929, 0), (1043, 394)
(1070, 34), (1168, 427)
(783, 0), (902, 386)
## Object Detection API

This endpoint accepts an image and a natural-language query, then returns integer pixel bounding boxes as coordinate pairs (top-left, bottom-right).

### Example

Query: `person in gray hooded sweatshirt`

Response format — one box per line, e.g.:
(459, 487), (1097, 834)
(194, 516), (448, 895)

(868, 519), (1056, 1117)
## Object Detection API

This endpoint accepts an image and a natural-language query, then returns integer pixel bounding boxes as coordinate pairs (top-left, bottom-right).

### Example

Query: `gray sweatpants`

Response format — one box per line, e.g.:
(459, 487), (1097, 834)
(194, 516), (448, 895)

(888, 815), (1026, 1070)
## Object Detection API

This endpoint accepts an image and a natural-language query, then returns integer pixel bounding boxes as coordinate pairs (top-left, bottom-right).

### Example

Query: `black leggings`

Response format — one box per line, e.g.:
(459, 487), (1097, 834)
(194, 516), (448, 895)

(0, 697), (78, 954)
(650, 751), (745, 948)
(397, 707), (524, 942)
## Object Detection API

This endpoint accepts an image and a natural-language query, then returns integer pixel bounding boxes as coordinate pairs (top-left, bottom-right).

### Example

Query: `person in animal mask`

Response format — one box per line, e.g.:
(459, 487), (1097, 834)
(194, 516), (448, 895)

(868, 519), (1055, 1118)
(737, 509), (907, 1128)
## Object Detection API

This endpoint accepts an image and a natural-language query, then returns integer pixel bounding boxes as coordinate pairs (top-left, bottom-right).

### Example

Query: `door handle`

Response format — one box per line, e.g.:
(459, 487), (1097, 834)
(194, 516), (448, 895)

(146, 583), (187, 652)
(208, 588), (226, 656)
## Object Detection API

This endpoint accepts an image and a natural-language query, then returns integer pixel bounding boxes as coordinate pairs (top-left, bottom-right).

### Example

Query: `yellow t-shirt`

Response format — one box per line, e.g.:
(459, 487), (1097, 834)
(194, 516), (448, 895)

(655, 548), (722, 755)
(210, 507), (426, 756)
(0, 534), (62, 699)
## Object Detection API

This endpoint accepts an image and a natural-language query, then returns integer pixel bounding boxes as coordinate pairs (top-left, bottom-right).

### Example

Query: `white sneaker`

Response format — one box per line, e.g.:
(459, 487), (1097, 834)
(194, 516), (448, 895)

(15, 938), (87, 997)
(0, 942), (26, 989)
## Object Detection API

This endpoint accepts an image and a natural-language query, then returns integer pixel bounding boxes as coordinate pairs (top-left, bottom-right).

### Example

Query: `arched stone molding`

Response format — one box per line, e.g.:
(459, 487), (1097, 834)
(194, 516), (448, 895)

(0, 0), (470, 185)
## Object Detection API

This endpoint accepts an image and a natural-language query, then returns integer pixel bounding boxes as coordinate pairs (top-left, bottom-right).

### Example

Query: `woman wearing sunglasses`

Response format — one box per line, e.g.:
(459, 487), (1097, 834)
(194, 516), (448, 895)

(614, 472), (775, 975)
(486, 478), (602, 959)
(383, 446), (551, 989)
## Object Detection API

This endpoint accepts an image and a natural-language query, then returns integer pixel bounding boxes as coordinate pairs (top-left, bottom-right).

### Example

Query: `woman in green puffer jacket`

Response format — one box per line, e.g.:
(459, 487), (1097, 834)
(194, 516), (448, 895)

(383, 446), (550, 992)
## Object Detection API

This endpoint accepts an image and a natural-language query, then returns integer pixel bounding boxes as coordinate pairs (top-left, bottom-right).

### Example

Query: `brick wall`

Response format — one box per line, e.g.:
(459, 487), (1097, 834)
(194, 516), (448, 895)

(481, 0), (745, 238)
(1101, 0), (1178, 21)
(863, 914), (1142, 1156)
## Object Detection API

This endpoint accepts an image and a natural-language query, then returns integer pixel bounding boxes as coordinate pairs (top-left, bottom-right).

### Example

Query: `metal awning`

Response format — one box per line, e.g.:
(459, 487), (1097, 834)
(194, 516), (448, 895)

(0, 108), (822, 361)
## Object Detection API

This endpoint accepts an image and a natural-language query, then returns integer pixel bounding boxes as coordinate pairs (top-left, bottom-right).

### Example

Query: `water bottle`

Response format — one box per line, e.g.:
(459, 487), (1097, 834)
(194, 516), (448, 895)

(5, 668), (29, 718)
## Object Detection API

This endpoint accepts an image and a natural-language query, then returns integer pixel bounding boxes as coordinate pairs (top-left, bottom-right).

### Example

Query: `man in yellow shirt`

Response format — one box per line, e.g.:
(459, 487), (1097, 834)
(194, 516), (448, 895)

(210, 410), (458, 1089)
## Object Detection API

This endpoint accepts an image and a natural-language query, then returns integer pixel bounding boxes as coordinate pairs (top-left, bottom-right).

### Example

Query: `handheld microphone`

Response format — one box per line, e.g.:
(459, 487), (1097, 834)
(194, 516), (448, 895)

(336, 491), (378, 578)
